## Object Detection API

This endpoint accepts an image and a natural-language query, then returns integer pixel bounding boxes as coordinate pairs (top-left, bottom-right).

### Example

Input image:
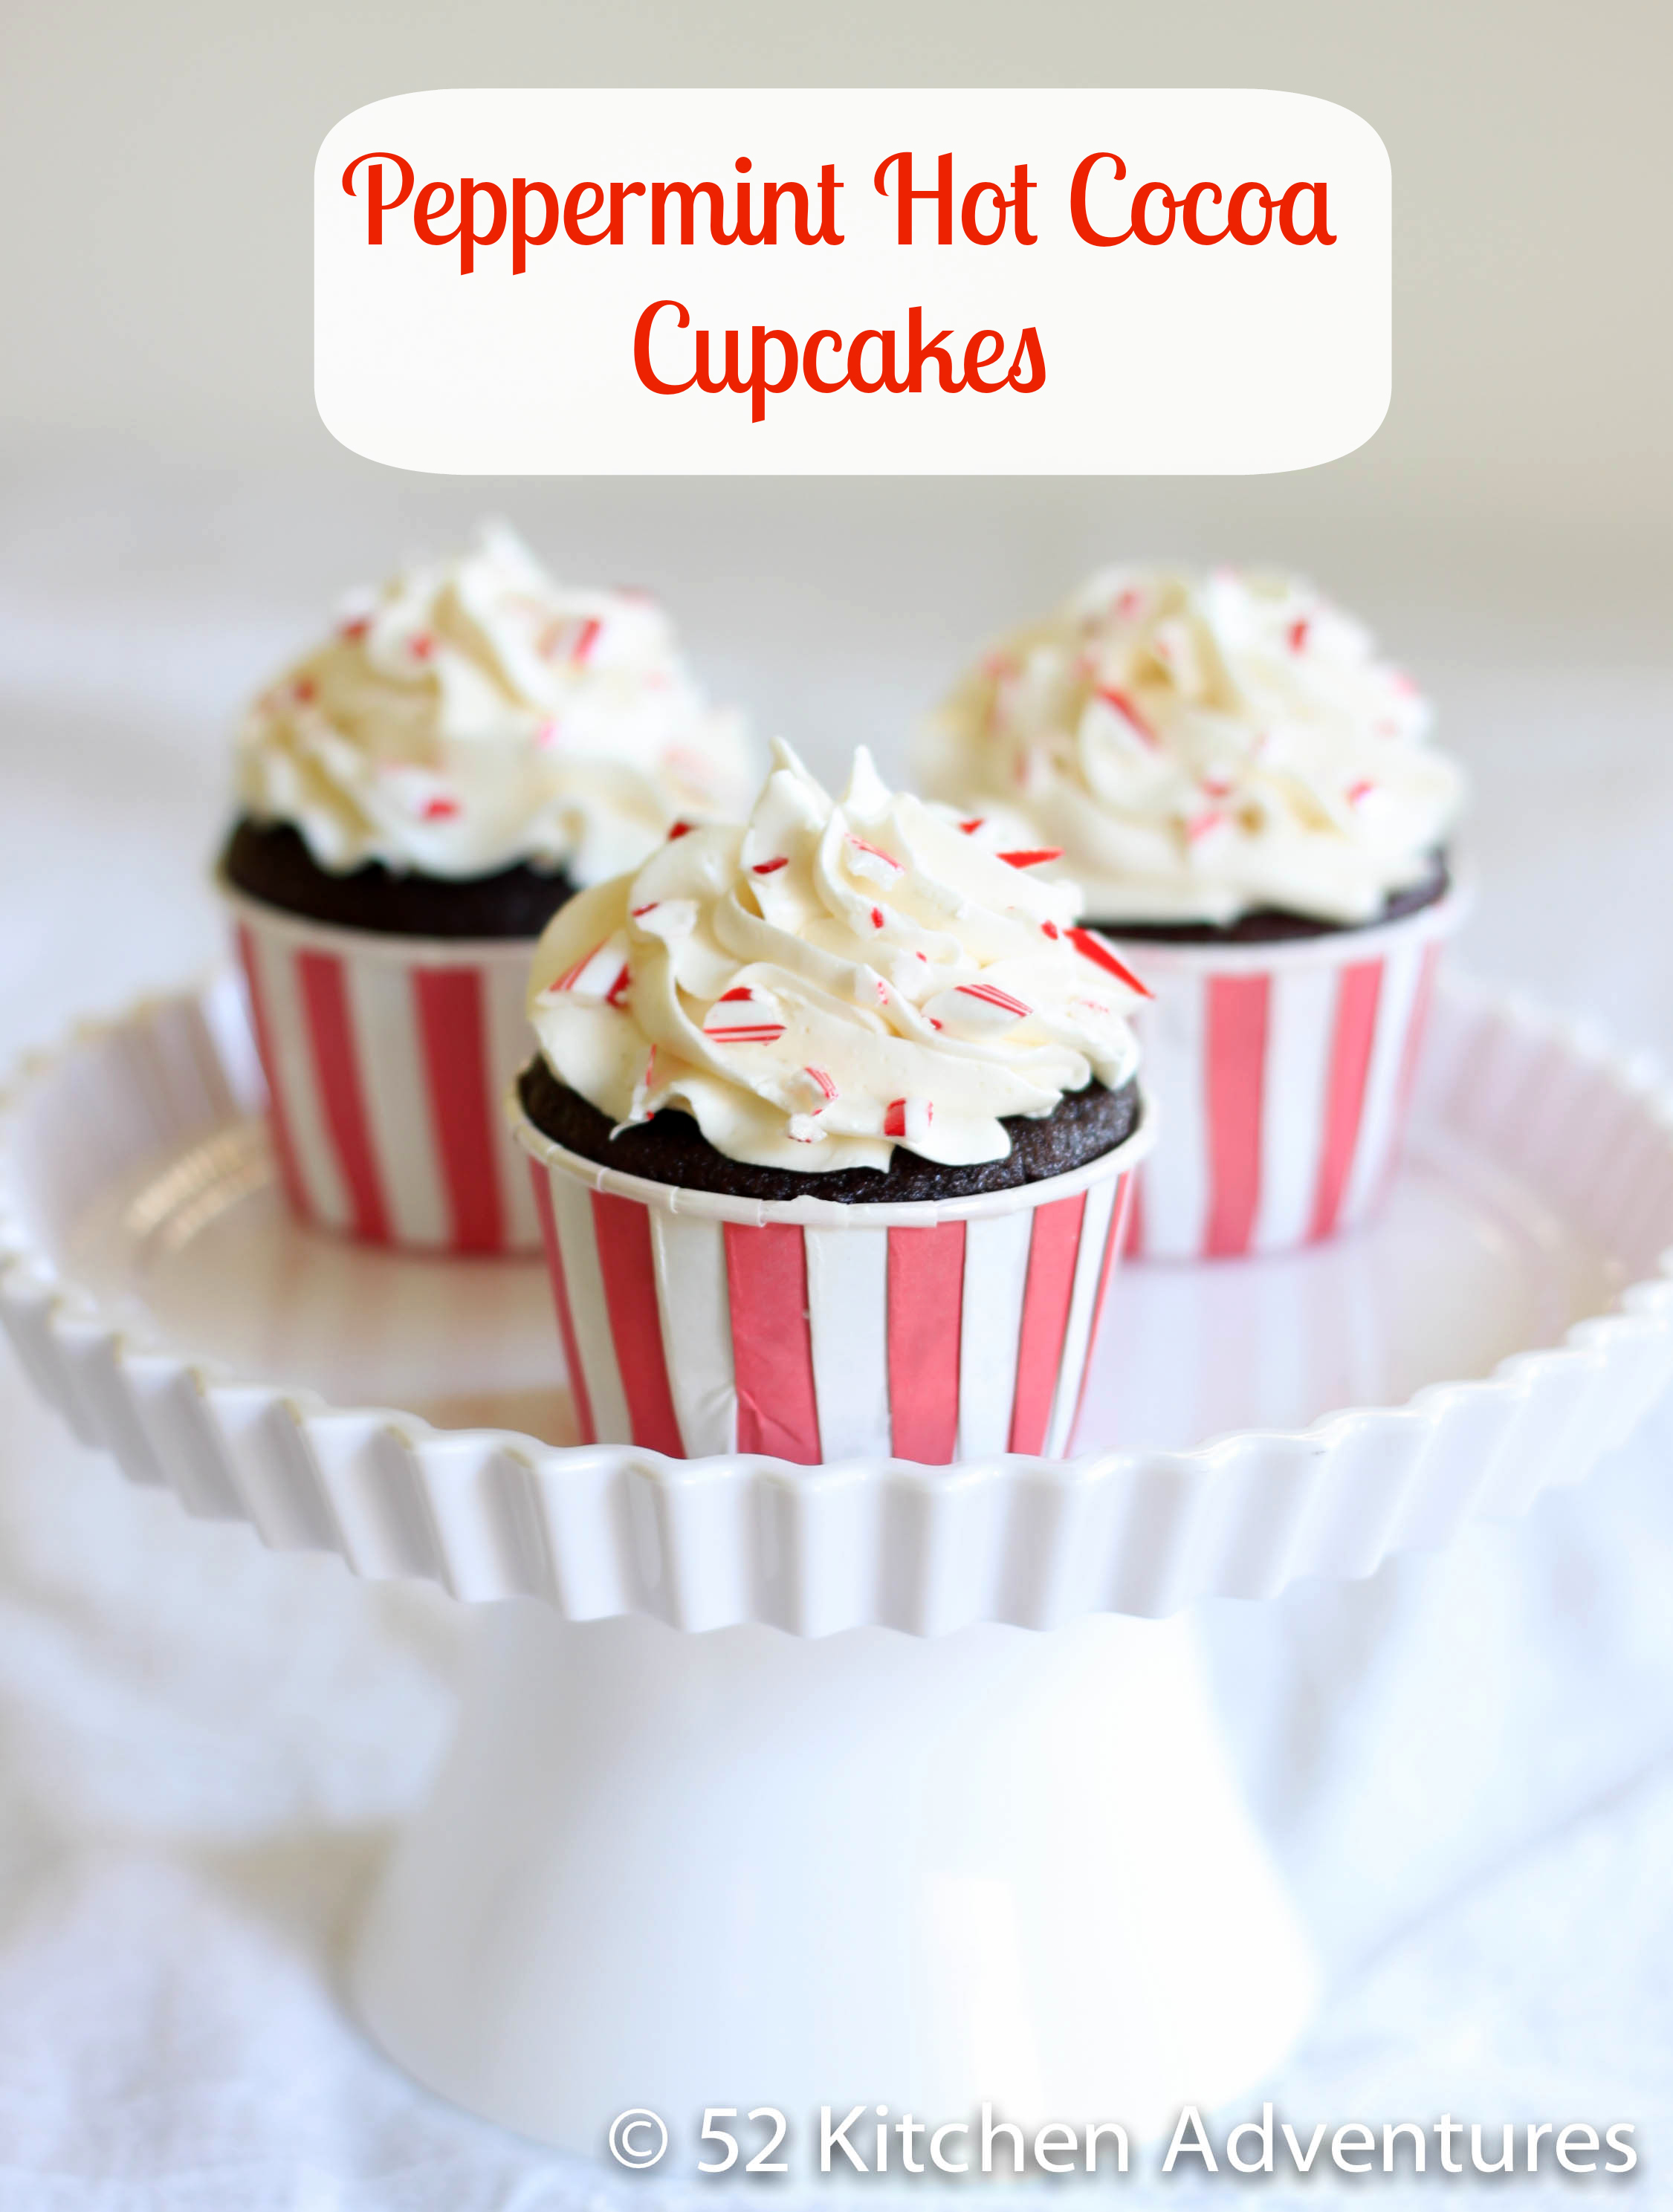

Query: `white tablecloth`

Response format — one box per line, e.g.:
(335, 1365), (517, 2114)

(1, 453), (1669, 2205)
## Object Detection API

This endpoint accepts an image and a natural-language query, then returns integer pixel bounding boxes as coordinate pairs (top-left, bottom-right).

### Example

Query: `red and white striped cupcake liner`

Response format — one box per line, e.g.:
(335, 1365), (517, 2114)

(223, 883), (543, 1254)
(511, 1094), (1154, 1465)
(1118, 883), (1468, 1262)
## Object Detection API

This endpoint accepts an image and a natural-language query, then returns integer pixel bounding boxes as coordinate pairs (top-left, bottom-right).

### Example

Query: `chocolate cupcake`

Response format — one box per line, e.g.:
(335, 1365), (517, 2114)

(925, 568), (1469, 1259)
(511, 744), (1154, 1465)
(220, 523), (752, 1253)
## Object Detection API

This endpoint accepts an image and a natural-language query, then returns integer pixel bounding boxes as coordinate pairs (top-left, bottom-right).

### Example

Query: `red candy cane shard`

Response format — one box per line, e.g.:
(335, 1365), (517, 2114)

(958, 817), (985, 834)
(551, 937), (632, 999)
(870, 906), (885, 930)
(957, 982), (1031, 1018)
(847, 834), (902, 869)
(998, 848), (1064, 869)
(572, 617), (602, 663)
(1042, 920), (1061, 939)
(292, 677), (317, 704)
(803, 1065), (838, 1101)
(667, 820), (693, 840)
(705, 987), (786, 1045)
(631, 902), (658, 918)
(604, 965), (631, 1008)
(409, 632), (436, 661)
(1067, 927), (1153, 998)
(884, 1097), (933, 1142)
(1288, 617), (1310, 652)
(752, 856), (790, 875)
(421, 795), (460, 820)
(1096, 687), (1156, 745)
(1347, 778), (1376, 806)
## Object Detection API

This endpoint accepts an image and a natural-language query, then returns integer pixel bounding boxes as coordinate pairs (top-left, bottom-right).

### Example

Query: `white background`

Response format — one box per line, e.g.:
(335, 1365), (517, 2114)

(1, 0), (1672, 2203)
(315, 88), (1388, 473)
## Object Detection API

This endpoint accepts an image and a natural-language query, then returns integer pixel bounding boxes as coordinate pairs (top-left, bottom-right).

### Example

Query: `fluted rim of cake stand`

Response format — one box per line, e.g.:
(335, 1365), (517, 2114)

(1, 973), (1671, 1634)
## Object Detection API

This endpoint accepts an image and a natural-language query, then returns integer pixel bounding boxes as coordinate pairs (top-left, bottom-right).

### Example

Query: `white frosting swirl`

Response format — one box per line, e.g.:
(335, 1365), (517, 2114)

(528, 743), (1147, 1175)
(922, 566), (1465, 926)
(235, 522), (753, 883)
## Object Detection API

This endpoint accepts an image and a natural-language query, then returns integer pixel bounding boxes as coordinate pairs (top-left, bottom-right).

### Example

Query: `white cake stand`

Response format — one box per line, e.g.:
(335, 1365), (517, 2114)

(3, 974), (1672, 2164)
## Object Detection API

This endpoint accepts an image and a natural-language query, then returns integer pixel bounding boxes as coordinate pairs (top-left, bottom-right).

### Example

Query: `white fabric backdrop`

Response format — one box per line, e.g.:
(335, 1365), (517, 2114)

(1, 453), (1670, 2205)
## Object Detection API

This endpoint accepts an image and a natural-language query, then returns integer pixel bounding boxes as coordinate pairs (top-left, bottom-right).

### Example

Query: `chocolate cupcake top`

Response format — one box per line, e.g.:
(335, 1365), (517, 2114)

(922, 567), (1465, 927)
(527, 743), (1147, 1175)
(234, 523), (752, 885)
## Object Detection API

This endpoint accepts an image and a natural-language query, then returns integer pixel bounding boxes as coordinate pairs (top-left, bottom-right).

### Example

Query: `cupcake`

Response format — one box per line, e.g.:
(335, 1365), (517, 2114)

(221, 523), (751, 1253)
(511, 744), (1154, 1465)
(923, 568), (1468, 1259)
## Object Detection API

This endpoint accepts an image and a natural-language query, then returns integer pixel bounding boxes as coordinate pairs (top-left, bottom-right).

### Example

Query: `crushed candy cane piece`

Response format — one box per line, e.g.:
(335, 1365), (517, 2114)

(549, 935), (632, 1002)
(1067, 927), (1153, 998)
(883, 1097), (933, 1144)
(703, 987), (786, 1045)
(1095, 687), (1157, 745)
(845, 834), (904, 883)
(957, 982), (1030, 1017)
(924, 981), (1032, 1034)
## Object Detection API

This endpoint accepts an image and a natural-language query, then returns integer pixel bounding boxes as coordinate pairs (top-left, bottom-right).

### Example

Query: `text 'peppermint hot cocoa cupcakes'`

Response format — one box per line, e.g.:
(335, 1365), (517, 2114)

(219, 523), (752, 1253)
(510, 744), (1154, 1465)
(924, 567), (1469, 1259)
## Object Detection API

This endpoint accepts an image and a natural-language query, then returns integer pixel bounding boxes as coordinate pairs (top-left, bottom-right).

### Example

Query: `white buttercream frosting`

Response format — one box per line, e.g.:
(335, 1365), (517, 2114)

(527, 743), (1147, 1175)
(234, 522), (754, 883)
(922, 566), (1465, 927)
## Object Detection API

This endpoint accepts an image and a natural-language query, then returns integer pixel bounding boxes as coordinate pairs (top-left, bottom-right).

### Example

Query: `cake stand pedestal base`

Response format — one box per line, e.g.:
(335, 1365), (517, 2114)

(351, 1600), (1318, 2160)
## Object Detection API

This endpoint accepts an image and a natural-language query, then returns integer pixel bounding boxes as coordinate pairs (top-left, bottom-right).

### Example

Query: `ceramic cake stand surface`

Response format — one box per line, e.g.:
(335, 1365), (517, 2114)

(4, 973), (1673, 2161)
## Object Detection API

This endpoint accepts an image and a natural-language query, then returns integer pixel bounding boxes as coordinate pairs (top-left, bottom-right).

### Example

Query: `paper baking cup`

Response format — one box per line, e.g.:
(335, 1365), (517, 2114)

(221, 882), (542, 1254)
(1119, 883), (1469, 1262)
(512, 1091), (1153, 1465)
